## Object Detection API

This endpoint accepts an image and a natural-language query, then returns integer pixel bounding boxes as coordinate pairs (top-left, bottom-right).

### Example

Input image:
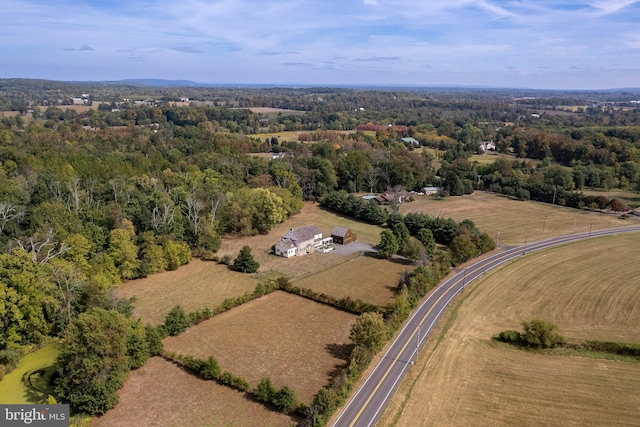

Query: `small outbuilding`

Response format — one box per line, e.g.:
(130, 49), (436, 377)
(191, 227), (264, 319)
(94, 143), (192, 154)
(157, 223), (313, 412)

(331, 226), (357, 245)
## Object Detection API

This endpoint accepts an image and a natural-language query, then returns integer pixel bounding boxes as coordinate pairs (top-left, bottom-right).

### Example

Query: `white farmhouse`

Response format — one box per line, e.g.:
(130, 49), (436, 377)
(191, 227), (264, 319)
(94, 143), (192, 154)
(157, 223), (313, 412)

(275, 225), (331, 258)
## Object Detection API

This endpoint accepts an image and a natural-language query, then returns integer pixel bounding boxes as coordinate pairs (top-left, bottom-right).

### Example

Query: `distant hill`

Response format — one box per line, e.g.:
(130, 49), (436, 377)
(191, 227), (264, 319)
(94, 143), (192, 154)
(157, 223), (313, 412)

(116, 79), (206, 87)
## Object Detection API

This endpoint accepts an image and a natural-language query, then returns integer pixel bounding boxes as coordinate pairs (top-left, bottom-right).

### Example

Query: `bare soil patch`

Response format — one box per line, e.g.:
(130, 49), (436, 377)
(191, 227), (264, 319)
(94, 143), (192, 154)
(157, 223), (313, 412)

(92, 357), (296, 427)
(163, 291), (356, 405)
(401, 191), (635, 246)
(378, 233), (640, 427)
(116, 259), (258, 326)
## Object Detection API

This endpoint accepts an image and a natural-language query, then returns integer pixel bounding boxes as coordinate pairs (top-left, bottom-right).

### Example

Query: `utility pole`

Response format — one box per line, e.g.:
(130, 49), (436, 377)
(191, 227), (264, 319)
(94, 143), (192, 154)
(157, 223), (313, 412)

(496, 228), (501, 246)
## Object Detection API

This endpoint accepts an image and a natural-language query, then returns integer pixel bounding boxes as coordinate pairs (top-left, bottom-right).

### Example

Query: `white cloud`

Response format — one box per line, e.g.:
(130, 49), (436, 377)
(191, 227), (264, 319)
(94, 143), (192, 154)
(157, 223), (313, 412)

(0, 0), (638, 89)
(589, 0), (640, 15)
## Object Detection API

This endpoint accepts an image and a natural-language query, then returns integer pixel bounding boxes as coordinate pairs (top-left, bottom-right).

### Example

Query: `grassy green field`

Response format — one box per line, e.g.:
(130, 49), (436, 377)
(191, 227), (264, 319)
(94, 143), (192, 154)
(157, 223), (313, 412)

(0, 344), (59, 404)
(378, 233), (640, 426)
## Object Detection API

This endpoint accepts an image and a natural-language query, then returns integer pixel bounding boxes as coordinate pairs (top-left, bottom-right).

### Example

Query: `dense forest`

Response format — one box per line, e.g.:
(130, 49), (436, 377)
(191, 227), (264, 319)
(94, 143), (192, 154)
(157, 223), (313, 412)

(1, 79), (639, 416)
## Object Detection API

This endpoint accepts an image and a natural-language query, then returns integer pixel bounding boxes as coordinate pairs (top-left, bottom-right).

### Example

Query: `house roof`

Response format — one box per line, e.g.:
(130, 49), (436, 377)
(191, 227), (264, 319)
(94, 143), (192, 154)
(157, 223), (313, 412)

(331, 226), (350, 237)
(400, 137), (419, 144)
(276, 238), (297, 251)
(282, 224), (321, 245)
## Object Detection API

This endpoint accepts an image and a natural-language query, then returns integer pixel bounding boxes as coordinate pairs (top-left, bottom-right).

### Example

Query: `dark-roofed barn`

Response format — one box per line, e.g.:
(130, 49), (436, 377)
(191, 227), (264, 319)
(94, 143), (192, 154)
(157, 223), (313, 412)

(331, 226), (357, 245)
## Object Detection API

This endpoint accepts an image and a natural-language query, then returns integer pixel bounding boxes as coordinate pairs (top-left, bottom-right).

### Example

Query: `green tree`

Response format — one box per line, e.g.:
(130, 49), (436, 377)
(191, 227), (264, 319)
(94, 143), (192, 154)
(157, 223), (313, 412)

(449, 234), (476, 265)
(521, 319), (565, 349)
(350, 312), (388, 353)
(144, 325), (164, 356)
(126, 319), (150, 369)
(401, 237), (423, 262)
(0, 251), (54, 350)
(255, 377), (276, 403)
(391, 221), (410, 252)
(311, 387), (343, 422)
(273, 385), (297, 412)
(108, 228), (140, 280)
(163, 239), (191, 271)
(377, 230), (399, 259)
(55, 308), (131, 415)
(164, 305), (190, 336)
(200, 356), (221, 380)
(139, 232), (168, 275)
(416, 228), (436, 255)
(232, 246), (260, 273)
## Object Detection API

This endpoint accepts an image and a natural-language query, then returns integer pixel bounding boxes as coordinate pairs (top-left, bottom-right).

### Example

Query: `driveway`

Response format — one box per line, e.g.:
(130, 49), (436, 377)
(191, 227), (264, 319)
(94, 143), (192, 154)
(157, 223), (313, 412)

(333, 240), (377, 256)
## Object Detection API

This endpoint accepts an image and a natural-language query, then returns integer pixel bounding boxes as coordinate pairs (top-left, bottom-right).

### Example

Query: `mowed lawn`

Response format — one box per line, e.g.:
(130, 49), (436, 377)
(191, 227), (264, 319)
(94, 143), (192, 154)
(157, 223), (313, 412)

(116, 203), (386, 325)
(116, 259), (259, 326)
(401, 191), (635, 246)
(378, 233), (640, 427)
(216, 202), (385, 281)
(92, 357), (297, 427)
(294, 255), (407, 307)
(163, 291), (356, 405)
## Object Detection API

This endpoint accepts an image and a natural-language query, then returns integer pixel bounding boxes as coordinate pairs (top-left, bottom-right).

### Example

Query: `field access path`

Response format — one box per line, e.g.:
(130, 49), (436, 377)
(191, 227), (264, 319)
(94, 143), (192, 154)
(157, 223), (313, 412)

(332, 224), (640, 427)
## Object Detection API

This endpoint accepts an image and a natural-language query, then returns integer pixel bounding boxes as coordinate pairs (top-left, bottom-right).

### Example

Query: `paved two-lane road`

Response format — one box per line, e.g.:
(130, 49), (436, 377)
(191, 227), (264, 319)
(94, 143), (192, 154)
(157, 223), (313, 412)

(332, 225), (640, 427)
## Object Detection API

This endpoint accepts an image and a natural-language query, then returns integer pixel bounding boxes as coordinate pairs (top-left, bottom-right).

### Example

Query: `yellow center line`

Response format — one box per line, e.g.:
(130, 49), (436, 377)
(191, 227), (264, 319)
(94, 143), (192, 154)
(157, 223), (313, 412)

(348, 279), (462, 426)
(346, 241), (558, 426)
(344, 229), (640, 426)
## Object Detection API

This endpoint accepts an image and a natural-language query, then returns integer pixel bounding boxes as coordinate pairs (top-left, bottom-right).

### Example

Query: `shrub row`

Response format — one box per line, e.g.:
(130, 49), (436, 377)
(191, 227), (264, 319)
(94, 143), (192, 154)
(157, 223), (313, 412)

(384, 262), (449, 333)
(254, 377), (300, 414)
(305, 344), (373, 427)
(496, 324), (640, 361)
(304, 260), (451, 426)
(276, 277), (379, 315)
(162, 352), (251, 392)
(568, 340), (640, 358)
(494, 319), (565, 349)
(163, 352), (302, 415)
(162, 280), (280, 335)
(163, 276), (381, 338)
(485, 181), (629, 212)
(320, 190), (389, 225)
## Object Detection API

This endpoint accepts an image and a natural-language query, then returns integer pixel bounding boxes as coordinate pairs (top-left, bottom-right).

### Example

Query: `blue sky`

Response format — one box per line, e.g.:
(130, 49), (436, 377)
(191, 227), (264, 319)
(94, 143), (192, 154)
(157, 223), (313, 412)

(1, 0), (639, 89)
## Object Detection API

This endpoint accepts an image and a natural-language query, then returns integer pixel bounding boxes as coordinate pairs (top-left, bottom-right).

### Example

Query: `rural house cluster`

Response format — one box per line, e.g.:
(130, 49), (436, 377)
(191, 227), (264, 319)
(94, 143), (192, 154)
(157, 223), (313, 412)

(275, 225), (357, 258)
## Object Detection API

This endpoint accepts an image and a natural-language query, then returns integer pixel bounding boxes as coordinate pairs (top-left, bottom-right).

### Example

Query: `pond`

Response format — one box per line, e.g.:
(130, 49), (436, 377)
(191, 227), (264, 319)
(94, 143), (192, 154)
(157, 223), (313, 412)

(0, 343), (60, 403)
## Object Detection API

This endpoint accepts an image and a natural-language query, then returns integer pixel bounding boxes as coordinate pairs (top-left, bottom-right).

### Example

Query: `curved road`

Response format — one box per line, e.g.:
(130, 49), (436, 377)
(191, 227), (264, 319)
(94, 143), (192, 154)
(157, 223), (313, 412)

(332, 225), (640, 427)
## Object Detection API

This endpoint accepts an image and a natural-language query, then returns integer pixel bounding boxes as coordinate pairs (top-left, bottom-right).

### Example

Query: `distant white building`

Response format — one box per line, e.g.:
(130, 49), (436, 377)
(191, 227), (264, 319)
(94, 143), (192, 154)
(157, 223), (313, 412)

(422, 187), (442, 195)
(480, 141), (496, 151)
(399, 137), (420, 146)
